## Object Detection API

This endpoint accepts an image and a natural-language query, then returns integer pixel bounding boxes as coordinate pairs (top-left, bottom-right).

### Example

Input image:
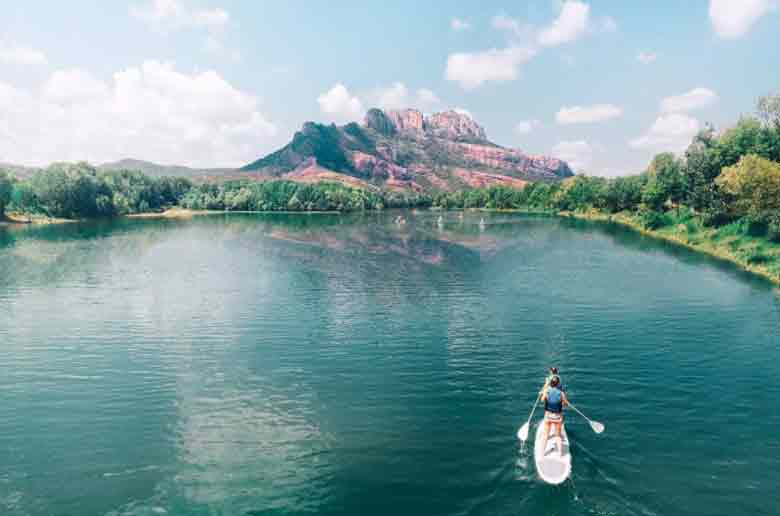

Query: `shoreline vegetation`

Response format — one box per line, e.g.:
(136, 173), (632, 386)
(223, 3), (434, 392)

(2, 95), (779, 284)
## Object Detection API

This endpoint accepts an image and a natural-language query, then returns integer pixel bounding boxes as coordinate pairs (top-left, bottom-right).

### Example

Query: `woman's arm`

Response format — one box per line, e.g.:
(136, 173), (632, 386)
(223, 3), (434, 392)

(539, 376), (551, 398)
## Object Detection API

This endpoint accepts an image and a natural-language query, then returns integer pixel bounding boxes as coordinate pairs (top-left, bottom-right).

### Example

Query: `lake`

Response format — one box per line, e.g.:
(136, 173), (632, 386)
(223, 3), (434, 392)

(1, 211), (779, 516)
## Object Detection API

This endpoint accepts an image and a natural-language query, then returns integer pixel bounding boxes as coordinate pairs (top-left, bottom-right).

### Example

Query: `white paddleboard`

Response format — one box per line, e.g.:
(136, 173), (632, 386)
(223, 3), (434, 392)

(533, 420), (572, 485)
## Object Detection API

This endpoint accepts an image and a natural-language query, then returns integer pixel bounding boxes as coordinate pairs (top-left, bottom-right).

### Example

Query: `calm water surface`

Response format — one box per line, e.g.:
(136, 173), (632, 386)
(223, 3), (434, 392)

(1, 212), (779, 516)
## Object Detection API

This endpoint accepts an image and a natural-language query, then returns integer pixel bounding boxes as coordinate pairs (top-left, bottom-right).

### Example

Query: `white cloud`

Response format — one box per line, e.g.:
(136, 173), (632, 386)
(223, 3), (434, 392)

(629, 113), (700, 152)
(709, 0), (774, 39)
(317, 83), (364, 122)
(491, 13), (531, 37)
(415, 88), (441, 109)
(450, 18), (471, 31)
(0, 60), (276, 167)
(660, 87), (718, 113)
(130, 0), (229, 32)
(556, 104), (622, 124)
(0, 40), (48, 65)
(370, 83), (441, 110)
(453, 107), (472, 118)
(538, 1), (590, 47)
(445, 46), (536, 89)
(514, 119), (541, 135)
(42, 69), (109, 104)
(636, 51), (658, 64)
(319, 82), (440, 119)
(131, 1), (238, 60)
(372, 82), (409, 110)
(552, 140), (595, 171)
(189, 5), (229, 28)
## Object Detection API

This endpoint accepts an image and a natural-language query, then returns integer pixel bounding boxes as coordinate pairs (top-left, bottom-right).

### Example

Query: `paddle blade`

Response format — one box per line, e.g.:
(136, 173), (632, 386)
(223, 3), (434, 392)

(517, 422), (530, 441)
(590, 421), (605, 434)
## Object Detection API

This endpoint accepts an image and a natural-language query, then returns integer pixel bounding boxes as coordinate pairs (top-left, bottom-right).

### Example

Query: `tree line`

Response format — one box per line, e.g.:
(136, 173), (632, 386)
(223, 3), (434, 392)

(179, 180), (431, 212)
(0, 163), (191, 219)
(2, 95), (779, 243)
(431, 96), (780, 242)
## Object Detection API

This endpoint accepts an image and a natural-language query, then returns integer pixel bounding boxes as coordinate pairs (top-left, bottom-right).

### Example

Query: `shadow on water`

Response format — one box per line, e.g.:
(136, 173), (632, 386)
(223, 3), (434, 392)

(559, 216), (775, 291)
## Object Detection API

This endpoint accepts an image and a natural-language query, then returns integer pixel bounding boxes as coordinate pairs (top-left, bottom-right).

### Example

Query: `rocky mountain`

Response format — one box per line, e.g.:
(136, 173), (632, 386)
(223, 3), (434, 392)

(242, 108), (573, 191)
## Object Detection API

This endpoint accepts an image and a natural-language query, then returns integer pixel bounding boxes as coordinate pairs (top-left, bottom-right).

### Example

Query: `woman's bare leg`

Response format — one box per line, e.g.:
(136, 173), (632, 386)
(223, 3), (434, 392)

(554, 421), (563, 456)
(541, 419), (551, 453)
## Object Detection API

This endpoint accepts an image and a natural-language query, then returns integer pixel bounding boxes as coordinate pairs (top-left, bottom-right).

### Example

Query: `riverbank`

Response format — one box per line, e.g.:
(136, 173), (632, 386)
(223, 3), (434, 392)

(126, 208), (205, 219)
(0, 212), (75, 225)
(4, 207), (350, 225)
(561, 209), (780, 285)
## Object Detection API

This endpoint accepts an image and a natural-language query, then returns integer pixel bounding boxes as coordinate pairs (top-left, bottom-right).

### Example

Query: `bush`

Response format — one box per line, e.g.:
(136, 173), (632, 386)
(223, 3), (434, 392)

(0, 170), (12, 216)
(746, 218), (768, 237)
(701, 196), (733, 227)
(639, 209), (672, 230)
(768, 212), (780, 242)
(745, 248), (770, 264)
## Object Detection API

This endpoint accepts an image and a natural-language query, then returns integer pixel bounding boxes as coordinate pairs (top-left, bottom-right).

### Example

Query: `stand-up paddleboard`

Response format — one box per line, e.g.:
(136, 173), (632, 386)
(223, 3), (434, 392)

(534, 421), (571, 485)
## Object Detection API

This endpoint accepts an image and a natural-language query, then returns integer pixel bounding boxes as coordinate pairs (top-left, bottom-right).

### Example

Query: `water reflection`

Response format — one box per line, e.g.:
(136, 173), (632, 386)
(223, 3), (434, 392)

(1, 212), (779, 516)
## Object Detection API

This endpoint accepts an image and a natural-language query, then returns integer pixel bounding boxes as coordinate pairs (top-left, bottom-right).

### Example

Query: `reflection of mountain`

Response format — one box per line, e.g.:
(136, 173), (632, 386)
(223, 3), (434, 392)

(255, 212), (552, 267)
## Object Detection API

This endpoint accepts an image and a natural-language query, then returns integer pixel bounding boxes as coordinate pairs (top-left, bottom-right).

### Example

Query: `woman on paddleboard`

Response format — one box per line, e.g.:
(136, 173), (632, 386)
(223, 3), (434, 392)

(540, 375), (568, 457)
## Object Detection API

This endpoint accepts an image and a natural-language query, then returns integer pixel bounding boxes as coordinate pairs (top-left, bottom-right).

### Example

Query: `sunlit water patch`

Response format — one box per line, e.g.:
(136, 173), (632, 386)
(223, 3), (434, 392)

(1, 212), (779, 516)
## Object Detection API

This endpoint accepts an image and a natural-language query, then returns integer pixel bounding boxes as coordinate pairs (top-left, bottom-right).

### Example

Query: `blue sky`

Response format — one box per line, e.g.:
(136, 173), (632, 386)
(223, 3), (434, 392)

(1, 1), (779, 174)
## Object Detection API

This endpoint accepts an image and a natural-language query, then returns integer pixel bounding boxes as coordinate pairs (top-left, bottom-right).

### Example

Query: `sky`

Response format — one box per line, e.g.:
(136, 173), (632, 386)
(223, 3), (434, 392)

(1, 0), (779, 175)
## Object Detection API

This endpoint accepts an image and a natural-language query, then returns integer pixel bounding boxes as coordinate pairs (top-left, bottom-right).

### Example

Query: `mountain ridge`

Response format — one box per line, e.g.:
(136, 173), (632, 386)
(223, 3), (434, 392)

(242, 108), (573, 191)
(98, 159), (234, 179)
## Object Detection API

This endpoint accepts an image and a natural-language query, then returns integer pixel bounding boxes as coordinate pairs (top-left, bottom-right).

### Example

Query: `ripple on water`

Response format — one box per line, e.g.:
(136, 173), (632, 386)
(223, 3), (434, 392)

(1, 213), (779, 516)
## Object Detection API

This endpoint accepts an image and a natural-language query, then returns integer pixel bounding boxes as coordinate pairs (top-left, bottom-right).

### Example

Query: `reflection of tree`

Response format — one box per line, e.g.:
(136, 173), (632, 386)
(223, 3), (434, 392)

(561, 217), (774, 289)
(0, 219), (188, 291)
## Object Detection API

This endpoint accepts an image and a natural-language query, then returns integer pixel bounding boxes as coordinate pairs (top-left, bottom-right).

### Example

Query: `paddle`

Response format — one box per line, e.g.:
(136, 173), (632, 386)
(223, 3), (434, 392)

(567, 402), (605, 434)
(517, 390), (542, 442)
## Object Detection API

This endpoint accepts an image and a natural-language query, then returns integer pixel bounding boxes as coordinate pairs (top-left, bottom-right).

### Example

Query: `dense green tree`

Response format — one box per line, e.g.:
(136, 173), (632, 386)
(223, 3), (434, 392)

(180, 180), (390, 213)
(0, 170), (12, 216)
(9, 182), (39, 213)
(711, 117), (780, 169)
(682, 127), (720, 210)
(716, 154), (780, 227)
(603, 174), (645, 213)
(642, 153), (685, 212)
(10, 163), (191, 218)
(554, 175), (607, 211)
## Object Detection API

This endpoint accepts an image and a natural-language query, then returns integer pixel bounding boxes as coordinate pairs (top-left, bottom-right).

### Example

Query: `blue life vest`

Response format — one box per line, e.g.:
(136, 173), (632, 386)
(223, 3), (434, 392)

(545, 387), (563, 413)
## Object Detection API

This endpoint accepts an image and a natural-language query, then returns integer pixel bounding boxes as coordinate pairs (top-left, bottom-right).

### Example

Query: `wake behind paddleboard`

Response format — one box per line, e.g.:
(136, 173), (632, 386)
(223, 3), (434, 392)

(533, 420), (572, 485)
